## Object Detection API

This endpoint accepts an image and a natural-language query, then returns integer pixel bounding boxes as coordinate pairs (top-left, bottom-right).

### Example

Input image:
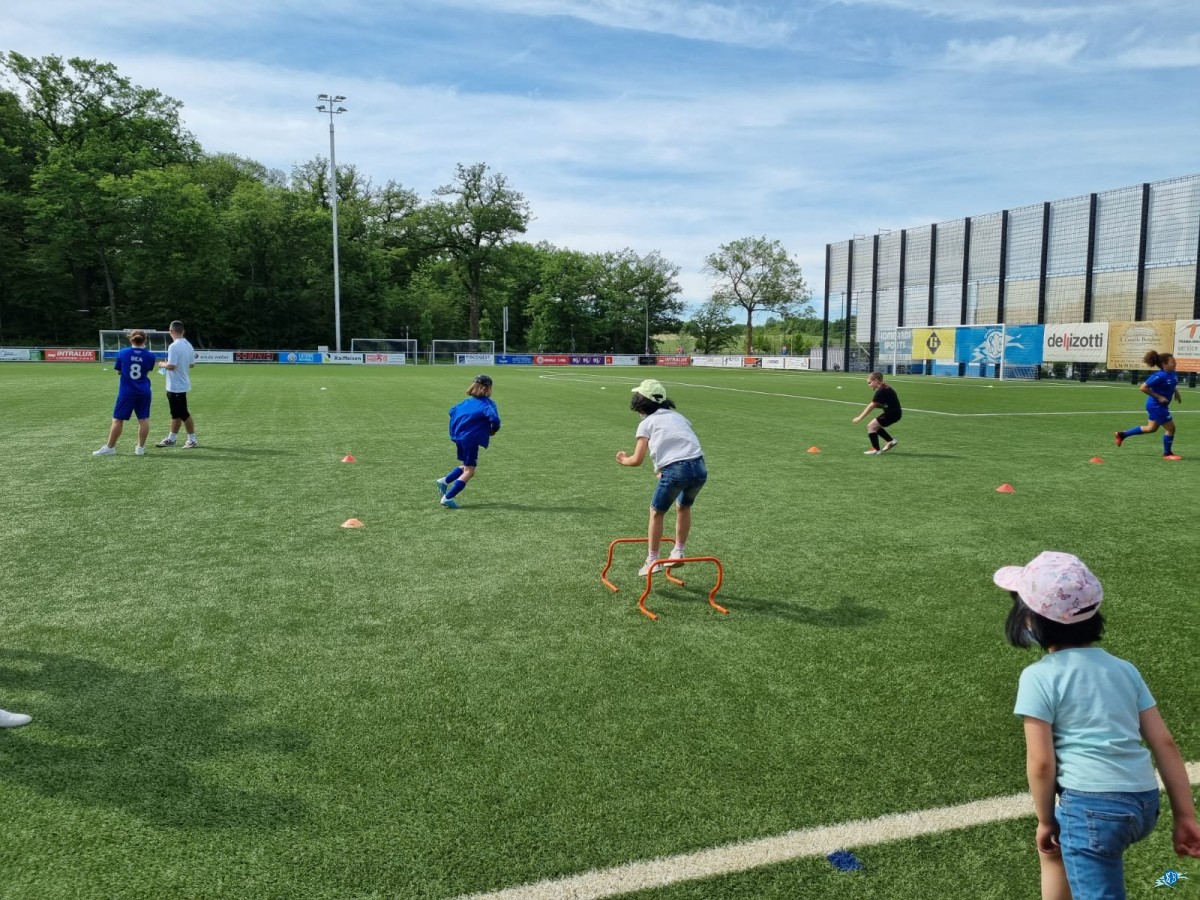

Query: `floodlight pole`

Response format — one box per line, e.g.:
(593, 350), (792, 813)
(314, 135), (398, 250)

(644, 299), (650, 355)
(316, 94), (348, 351)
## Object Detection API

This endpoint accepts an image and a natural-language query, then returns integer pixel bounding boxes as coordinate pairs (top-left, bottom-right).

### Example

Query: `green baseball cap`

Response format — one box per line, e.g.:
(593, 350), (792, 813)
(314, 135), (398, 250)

(632, 379), (667, 402)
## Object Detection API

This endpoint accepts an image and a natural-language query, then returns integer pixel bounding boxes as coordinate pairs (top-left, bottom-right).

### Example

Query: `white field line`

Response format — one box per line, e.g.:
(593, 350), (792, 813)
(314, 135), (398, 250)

(457, 763), (1200, 900)
(536, 373), (1196, 418)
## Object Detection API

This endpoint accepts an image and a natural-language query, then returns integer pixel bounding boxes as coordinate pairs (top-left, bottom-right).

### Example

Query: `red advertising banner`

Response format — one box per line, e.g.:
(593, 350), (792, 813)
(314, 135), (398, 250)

(44, 348), (97, 362)
(534, 354), (571, 365)
(655, 356), (691, 367)
(742, 357), (762, 368)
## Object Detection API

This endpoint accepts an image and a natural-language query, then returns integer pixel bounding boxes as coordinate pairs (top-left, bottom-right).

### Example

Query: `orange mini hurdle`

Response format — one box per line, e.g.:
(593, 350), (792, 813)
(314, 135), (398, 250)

(600, 537), (727, 621)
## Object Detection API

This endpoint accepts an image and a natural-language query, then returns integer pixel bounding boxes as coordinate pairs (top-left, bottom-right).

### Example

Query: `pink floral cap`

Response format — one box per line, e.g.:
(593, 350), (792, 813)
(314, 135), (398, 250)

(993, 551), (1103, 624)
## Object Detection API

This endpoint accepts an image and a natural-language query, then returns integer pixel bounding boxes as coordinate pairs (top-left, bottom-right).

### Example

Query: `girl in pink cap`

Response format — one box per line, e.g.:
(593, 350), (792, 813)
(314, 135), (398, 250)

(996, 551), (1200, 899)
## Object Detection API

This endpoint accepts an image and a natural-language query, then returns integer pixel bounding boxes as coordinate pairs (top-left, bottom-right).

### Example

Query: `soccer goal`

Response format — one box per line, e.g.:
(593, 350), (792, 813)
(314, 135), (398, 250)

(99, 329), (172, 360)
(350, 338), (418, 364)
(429, 340), (495, 366)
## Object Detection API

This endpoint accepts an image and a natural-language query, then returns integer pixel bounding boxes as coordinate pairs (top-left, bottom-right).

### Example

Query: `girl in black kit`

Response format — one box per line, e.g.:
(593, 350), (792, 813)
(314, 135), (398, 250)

(852, 372), (902, 455)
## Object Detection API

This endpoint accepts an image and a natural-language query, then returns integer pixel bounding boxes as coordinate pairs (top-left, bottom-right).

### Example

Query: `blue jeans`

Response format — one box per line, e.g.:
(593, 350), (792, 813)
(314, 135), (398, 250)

(1056, 787), (1159, 900)
(650, 456), (707, 513)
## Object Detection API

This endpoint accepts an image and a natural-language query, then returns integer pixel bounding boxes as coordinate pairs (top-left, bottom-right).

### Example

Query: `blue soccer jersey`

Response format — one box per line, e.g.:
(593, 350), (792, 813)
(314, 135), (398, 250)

(448, 396), (501, 448)
(1144, 369), (1178, 408)
(112, 345), (155, 420)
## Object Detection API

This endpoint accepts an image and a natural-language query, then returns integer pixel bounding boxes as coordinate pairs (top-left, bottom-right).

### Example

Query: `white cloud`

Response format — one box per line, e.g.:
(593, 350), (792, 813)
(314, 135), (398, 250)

(1114, 34), (1200, 69)
(943, 33), (1087, 69)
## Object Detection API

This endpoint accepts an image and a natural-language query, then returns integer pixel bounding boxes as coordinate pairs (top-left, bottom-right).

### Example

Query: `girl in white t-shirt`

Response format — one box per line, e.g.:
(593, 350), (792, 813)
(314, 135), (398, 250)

(616, 379), (707, 576)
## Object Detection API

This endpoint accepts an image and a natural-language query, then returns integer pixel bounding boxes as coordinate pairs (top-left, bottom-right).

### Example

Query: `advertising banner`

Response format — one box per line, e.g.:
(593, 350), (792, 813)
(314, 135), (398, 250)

(689, 356), (723, 368)
(44, 348), (97, 362)
(455, 353), (495, 366)
(1042, 323), (1109, 363)
(278, 351), (323, 364)
(785, 357), (810, 370)
(1107, 320), (1175, 369)
(762, 356), (785, 369)
(534, 354), (570, 365)
(195, 350), (234, 363)
(604, 355), (639, 366)
(364, 352), (408, 365)
(742, 357), (762, 368)
(234, 351), (276, 363)
(569, 354), (605, 365)
(325, 353), (364, 365)
(0, 348), (36, 361)
(910, 328), (956, 360)
(878, 330), (913, 359)
(495, 355), (533, 365)
(957, 324), (1044, 366)
(1174, 319), (1200, 373)
(655, 356), (691, 367)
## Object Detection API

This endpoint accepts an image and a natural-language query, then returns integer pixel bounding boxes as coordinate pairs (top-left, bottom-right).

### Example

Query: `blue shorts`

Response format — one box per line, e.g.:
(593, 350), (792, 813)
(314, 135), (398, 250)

(454, 440), (482, 468)
(650, 456), (707, 513)
(113, 392), (151, 421)
(1145, 402), (1172, 425)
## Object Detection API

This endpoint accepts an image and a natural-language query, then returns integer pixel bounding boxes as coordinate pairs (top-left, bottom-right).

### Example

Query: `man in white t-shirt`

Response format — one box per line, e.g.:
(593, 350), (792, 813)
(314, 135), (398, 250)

(155, 320), (198, 448)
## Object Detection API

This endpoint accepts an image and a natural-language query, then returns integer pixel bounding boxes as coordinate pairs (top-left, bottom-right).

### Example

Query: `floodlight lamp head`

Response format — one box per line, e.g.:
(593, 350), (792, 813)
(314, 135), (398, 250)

(317, 93), (331, 101)
(332, 94), (346, 102)
(316, 105), (326, 111)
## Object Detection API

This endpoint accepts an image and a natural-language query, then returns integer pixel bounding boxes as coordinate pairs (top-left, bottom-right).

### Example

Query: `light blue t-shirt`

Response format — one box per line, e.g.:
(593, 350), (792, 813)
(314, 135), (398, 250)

(1014, 647), (1158, 792)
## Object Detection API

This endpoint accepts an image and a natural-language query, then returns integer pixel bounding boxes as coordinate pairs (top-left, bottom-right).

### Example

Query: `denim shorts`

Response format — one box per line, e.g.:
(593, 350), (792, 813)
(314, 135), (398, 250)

(1056, 787), (1159, 899)
(650, 456), (707, 512)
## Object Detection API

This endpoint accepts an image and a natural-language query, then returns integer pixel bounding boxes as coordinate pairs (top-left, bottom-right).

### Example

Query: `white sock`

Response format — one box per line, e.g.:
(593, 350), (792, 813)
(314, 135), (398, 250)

(646, 551), (659, 562)
(672, 544), (686, 556)
(188, 433), (196, 441)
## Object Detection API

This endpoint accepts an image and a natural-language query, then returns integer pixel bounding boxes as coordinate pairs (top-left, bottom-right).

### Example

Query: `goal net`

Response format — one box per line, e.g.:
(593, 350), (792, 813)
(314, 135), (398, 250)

(99, 329), (172, 360)
(429, 340), (495, 366)
(350, 338), (418, 364)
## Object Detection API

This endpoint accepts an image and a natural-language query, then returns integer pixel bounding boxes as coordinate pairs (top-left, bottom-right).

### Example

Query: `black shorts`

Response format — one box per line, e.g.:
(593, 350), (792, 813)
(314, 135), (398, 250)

(877, 412), (901, 428)
(167, 391), (191, 420)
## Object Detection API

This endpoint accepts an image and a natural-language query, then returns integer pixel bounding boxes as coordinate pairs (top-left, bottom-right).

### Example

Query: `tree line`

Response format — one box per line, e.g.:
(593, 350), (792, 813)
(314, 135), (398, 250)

(0, 52), (819, 353)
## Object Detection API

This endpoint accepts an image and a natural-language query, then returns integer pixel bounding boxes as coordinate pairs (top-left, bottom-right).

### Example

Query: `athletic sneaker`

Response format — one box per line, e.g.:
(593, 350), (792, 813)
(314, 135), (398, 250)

(1163, 454), (1183, 461)
(863, 449), (880, 455)
(1114, 431), (1124, 448)
(183, 439), (198, 449)
(440, 497), (460, 509)
(155, 437), (176, 448)
(638, 559), (661, 577)
(435, 479), (449, 498)
(0, 709), (31, 728)
(135, 446), (146, 456)
(664, 546), (686, 569)
(92, 446), (116, 456)
(881, 440), (898, 453)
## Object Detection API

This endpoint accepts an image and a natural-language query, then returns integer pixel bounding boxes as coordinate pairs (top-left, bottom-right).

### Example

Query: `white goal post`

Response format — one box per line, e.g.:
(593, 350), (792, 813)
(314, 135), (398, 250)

(429, 340), (495, 365)
(99, 329), (172, 359)
(350, 338), (418, 364)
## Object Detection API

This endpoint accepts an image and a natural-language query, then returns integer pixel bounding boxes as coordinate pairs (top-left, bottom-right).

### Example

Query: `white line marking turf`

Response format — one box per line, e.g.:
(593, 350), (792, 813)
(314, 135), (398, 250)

(458, 762), (1200, 900)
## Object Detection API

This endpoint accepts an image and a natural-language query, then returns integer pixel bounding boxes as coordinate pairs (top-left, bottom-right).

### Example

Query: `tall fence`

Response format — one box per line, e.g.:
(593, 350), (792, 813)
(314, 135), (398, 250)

(823, 174), (1200, 374)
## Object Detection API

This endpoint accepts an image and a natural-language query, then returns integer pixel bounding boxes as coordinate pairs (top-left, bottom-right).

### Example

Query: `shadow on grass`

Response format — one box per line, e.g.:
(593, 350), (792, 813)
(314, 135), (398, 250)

(0, 649), (308, 829)
(658, 590), (886, 627)
(157, 445), (294, 459)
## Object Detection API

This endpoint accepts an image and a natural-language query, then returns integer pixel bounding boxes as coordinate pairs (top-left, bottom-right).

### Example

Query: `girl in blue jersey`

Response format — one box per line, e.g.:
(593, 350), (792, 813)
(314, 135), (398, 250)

(1115, 350), (1182, 459)
(995, 551), (1200, 899)
(93, 329), (155, 456)
(435, 375), (500, 509)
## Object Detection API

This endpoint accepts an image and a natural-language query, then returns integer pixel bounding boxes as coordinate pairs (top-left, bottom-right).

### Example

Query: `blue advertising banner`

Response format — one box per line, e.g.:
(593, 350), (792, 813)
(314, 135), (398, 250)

(496, 355), (534, 365)
(102, 350), (166, 361)
(955, 325), (1043, 366)
(569, 355), (605, 365)
(277, 351), (323, 364)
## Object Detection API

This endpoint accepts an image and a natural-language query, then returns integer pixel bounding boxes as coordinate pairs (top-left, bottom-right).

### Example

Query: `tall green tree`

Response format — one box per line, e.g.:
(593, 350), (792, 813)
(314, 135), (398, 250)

(688, 300), (737, 355)
(702, 235), (810, 353)
(0, 52), (199, 327)
(426, 163), (531, 340)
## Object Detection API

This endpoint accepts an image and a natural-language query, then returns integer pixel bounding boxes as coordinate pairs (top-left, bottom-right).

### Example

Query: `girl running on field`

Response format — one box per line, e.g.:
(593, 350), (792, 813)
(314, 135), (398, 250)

(436, 375), (500, 509)
(852, 372), (902, 455)
(1115, 350), (1182, 459)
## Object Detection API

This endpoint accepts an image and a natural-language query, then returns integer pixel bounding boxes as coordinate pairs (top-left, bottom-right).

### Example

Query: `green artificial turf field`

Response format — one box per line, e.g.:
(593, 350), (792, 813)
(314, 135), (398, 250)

(0, 362), (1196, 899)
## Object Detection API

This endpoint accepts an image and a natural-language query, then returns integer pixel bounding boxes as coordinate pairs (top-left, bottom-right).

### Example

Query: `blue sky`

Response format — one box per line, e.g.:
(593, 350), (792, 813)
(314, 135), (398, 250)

(9, 1), (1200, 314)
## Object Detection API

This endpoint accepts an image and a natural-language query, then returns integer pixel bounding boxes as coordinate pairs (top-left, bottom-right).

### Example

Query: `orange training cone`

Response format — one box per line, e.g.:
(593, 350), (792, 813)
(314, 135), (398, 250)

(341, 455), (357, 463)
(807, 446), (821, 454)
(995, 483), (1015, 493)
(1089, 457), (1104, 464)
(341, 518), (365, 528)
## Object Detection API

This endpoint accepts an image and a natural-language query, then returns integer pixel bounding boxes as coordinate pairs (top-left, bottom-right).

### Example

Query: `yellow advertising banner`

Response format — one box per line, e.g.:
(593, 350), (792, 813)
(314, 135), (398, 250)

(910, 328), (957, 360)
(1175, 319), (1200, 373)
(1107, 320), (1175, 369)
